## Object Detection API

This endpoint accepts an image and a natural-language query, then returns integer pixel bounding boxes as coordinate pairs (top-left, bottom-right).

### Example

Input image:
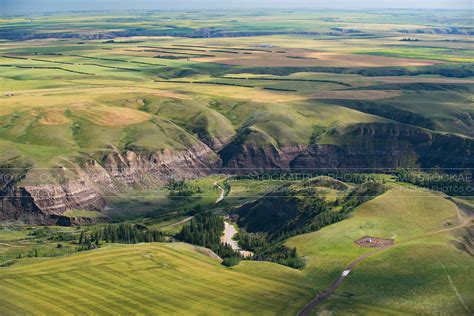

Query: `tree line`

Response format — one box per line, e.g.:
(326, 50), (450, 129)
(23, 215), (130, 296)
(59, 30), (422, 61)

(235, 231), (305, 269)
(78, 223), (166, 250)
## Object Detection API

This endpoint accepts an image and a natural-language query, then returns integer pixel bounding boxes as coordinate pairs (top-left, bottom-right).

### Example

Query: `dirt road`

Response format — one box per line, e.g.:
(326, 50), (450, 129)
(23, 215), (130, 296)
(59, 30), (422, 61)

(214, 179), (225, 204)
(163, 216), (193, 228)
(298, 245), (390, 316)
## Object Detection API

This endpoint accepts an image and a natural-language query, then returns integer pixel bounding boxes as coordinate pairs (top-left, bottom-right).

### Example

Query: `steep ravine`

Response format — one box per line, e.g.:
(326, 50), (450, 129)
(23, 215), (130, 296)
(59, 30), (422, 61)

(1, 122), (473, 224)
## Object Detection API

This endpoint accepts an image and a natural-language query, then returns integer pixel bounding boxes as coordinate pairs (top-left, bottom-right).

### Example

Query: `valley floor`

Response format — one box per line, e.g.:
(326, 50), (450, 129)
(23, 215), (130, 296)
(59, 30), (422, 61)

(1, 184), (472, 315)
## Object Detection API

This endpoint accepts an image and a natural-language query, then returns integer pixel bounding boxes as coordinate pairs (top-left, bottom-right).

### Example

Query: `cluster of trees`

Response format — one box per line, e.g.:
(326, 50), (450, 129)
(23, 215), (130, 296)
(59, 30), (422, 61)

(167, 178), (201, 197)
(51, 232), (76, 242)
(235, 230), (305, 269)
(265, 193), (340, 241)
(96, 224), (165, 244)
(28, 227), (58, 237)
(253, 244), (305, 270)
(338, 181), (387, 209)
(0, 260), (16, 267)
(78, 231), (100, 251)
(16, 249), (40, 258)
(77, 224), (166, 250)
(277, 211), (345, 240)
(177, 213), (241, 266)
(177, 213), (223, 245)
(234, 231), (267, 252)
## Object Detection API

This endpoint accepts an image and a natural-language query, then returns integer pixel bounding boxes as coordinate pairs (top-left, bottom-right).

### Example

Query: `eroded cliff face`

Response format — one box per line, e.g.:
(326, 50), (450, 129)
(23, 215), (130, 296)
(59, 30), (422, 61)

(23, 182), (105, 216)
(1, 142), (221, 224)
(220, 142), (307, 172)
(220, 123), (473, 171)
(95, 143), (221, 187)
(1, 122), (472, 224)
(0, 183), (105, 225)
(291, 123), (473, 170)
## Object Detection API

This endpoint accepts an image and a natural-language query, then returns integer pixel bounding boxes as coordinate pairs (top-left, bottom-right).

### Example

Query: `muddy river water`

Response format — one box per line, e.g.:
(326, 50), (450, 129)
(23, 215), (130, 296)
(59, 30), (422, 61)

(221, 221), (253, 258)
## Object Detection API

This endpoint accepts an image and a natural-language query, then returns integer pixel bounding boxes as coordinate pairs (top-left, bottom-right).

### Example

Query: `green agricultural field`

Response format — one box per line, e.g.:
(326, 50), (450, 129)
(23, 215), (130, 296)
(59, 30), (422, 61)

(1, 9), (473, 170)
(0, 243), (312, 315)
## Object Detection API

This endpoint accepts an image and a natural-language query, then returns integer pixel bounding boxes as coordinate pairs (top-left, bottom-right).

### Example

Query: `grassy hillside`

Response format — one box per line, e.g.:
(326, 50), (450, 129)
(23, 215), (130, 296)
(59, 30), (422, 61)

(0, 242), (312, 315)
(286, 186), (474, 315)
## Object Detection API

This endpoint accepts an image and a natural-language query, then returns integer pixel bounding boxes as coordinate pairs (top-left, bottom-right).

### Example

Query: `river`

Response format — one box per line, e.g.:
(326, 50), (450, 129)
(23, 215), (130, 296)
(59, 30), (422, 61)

(221, 221), (253, 258)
